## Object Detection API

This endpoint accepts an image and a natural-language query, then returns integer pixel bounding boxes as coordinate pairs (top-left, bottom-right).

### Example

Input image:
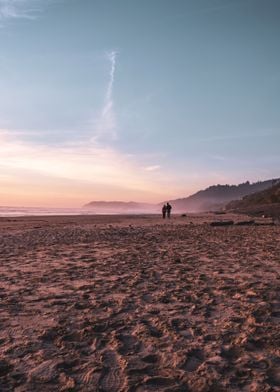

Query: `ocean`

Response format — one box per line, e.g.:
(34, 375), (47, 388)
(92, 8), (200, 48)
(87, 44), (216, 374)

(0, 206), (98, 217)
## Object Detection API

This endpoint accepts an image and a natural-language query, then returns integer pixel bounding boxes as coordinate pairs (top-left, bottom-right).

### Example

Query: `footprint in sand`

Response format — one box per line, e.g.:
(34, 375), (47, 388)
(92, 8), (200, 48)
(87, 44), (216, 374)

(141, 354), (159, 364)
(181, 349), (204, 372)
(270, 310), (280, 320)
(141, 320), (163, 338)
(248, 359), (270, 370)
(140, 376), (176, 390)
(92, 320), (109, 333)
(99, 349), (127, 392)
(28, 359), (59, 384)
(0, 359), (14, 377)
(116, 333), (141, 355)
(80, 366), (101, 387)
(267, 366), (280, 387)
(39, 326), (59, 342)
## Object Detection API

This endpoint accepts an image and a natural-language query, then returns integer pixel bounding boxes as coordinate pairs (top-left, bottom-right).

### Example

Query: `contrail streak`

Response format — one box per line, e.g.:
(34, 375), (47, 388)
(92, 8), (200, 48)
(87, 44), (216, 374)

(94, 50), (118, 141)
(105, 50), (117, 105)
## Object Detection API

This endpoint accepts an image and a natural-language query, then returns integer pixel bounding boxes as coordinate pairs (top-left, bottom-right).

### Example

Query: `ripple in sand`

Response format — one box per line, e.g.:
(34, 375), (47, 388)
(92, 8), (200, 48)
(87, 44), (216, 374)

(28, 359), (59, 383)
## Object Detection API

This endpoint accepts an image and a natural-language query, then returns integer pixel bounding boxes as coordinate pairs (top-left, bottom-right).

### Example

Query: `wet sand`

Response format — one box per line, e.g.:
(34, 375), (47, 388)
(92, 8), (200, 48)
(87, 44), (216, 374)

(0, 213), (279, 391)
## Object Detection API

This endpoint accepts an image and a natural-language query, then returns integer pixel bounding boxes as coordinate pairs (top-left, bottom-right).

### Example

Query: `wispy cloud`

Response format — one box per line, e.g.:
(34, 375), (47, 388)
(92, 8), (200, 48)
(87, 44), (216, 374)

(0, 0), (41, 21)
(144, 165), (161, 171)
(93, 50), (118, 141)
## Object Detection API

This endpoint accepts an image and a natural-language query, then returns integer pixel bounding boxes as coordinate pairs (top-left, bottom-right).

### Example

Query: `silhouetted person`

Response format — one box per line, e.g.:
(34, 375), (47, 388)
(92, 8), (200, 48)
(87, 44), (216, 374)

(166, 202), (172, 218)
(162, 204), (167, 219)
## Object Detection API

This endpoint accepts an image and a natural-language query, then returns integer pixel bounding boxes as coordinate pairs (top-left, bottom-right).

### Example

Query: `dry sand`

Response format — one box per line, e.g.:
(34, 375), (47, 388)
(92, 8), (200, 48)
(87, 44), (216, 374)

(0, 213), (279, 391)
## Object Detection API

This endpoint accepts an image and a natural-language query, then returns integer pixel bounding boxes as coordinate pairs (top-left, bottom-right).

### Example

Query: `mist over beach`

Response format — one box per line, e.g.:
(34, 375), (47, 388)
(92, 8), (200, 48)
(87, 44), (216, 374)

(0, 0), (280, 391)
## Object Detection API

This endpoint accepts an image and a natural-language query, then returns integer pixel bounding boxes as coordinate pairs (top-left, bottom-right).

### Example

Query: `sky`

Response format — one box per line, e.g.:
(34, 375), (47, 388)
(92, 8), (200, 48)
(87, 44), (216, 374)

(0, 0), (279, 207)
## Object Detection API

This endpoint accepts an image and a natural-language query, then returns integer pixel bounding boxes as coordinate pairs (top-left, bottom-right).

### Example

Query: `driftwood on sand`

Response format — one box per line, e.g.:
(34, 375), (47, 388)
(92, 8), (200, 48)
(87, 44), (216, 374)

(210, 220), (234, 226)
(235, 220), (255, 226)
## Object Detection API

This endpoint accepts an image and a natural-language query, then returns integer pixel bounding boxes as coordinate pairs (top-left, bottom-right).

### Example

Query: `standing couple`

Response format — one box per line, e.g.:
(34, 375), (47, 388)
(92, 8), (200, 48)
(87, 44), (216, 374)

(162, 202), (172, 219)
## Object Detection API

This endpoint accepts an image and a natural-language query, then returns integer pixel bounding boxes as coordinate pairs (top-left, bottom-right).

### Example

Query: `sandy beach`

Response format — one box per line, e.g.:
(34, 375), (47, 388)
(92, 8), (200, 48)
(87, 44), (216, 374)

(0, 213), (279, 391)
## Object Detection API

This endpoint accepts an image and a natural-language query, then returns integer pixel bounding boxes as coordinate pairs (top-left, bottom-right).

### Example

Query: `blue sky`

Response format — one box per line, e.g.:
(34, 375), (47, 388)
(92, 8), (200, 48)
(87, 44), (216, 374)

(0, 0), (279, 206)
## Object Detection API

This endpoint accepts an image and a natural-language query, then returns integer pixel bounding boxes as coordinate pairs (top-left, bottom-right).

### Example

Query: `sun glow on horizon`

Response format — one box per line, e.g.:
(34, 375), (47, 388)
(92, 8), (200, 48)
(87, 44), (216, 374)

(0, 130), (201, 207)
